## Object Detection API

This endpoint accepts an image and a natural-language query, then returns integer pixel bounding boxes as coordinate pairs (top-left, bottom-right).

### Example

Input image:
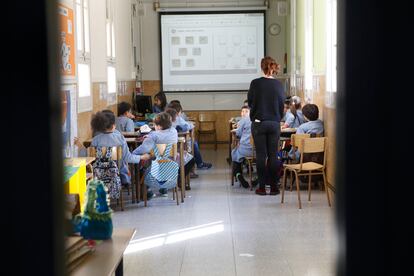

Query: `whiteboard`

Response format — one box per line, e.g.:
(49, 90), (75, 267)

(165, 92), (247, 110)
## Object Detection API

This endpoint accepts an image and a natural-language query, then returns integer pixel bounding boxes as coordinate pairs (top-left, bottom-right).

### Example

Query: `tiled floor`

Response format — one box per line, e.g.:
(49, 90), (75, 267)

(113, 145), (337, 276)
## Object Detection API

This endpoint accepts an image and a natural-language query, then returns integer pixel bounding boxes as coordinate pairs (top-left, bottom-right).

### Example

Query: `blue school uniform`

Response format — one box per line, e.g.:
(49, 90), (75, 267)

(231, 117), (253, 162)
(152, 105), (163, 114)
(296, 119), (324, 135)
(116, 116), (134, 132)
(173, 115), (194, 132)
(284, 110), (305, 128)
(133, 127), (178, 155)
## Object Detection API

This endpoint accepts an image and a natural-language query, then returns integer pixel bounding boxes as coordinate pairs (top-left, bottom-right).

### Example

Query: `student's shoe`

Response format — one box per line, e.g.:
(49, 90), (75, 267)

(236, 173), (249, 189)
(147, 190), (155, 199)
(255, 188), (267, 195)
(185, 185), (191, 191)
(159, 188), (168, 197)
(197, 162), (212, 169)
(269, 186), (280, 195)
(190, 172), (199, 178)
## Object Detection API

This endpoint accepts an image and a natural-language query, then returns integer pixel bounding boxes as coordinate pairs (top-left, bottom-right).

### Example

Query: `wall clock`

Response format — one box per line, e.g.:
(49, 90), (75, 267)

(268, 23), (281, 36)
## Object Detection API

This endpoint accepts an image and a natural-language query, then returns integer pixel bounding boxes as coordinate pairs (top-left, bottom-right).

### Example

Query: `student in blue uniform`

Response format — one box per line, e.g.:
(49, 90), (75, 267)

(296, 104), (324, 135)
(76, 111), (150, 187)
(167, 102), (212, 169)
(169, 100), (189, 121)
(116, 102), (135, 132)
(282, 96), (305, 129)
(133, 112), (178, 196)
(281, 96), (292, 123)
(153, 91), (167, 113)
(165, 108), (197, 184)
(231, 106), (253, 188)
(289, 104), (324, 160)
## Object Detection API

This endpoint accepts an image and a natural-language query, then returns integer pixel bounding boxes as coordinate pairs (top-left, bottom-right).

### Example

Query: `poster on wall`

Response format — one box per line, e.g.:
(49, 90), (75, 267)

(62, 85), (78, 158)
(59, 4), (76, 81)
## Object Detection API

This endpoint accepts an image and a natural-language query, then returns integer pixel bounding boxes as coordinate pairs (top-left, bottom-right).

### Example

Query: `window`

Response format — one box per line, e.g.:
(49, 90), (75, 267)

(107, 66), (117, 94)
(326, 0), (337, 93)
(106, 0), (116, 61)
(106, 0), (117, 105)
(304, 0), (313, 91)
(76, 0), (91, 112)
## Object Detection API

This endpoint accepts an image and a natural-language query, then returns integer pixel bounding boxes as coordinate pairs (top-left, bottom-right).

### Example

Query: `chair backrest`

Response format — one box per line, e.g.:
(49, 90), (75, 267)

(198, 113), (216, 122)
(291, 134), (311, 147)
(249, 135), (256, 159)
(88, 146), (122, 167)
(299, 137), (327, 169)
(150, 143), (177, 159)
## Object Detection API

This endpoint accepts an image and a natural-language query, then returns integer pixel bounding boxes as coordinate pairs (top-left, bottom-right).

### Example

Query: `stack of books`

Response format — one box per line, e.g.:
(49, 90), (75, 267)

(65, 236), (95, 273)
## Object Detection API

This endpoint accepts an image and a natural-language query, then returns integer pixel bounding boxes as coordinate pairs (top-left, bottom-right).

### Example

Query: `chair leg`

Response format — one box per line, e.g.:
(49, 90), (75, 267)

(144, 184), (147, 207)
(322, 171), (331, 207)
(294, 171), (302, 209)
(214, 132), (217, 151)
(281, 168), (288, 203)
(248, 160), (253, 191)
(120, 187), (124, 211)
(290, 170), (293, 192)
(173, 188), (175, 200)
(308, 173), (312, 202)
(176, 187), (179, 205)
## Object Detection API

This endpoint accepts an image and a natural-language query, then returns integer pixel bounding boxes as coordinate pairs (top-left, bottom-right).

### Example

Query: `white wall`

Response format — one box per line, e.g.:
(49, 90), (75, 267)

(89, 0), (107, 82)
(134, 0), (287, 81)
(115, 0), (135, 80)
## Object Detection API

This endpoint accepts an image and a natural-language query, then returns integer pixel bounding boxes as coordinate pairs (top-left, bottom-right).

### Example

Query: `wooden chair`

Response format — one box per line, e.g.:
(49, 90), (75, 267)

(198, 113), (217, 150)
(281, 137), (331, 209)
(286, 134), (311, 191)
(88, 146), (126, 211)
(141, 143), (180, 207)
(244, 135), (256, 190)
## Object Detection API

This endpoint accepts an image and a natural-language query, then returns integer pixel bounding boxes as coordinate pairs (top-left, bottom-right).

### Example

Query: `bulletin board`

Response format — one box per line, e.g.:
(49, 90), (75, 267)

(59, 4), (76, 80)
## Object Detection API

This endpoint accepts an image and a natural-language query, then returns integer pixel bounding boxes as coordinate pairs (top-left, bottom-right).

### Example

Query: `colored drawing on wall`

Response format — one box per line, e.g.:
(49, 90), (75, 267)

(62, 85), (78, 158)
(59, 4), (75, 79)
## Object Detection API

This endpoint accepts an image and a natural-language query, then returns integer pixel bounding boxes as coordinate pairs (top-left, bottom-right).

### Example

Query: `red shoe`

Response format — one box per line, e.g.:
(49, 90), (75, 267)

(255, 188), (267, 195)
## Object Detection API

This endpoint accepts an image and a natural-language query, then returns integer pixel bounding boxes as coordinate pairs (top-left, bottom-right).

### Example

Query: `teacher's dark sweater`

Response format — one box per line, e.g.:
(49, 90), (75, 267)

(247, 77), (285, 122)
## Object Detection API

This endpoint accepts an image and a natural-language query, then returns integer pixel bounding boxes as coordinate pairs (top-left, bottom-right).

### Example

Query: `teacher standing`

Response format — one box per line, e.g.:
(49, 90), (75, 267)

(248, 56), (285, 196)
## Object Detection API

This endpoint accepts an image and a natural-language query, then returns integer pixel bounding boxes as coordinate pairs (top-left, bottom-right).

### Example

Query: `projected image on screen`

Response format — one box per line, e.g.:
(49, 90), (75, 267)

(161, 13), (265, 91)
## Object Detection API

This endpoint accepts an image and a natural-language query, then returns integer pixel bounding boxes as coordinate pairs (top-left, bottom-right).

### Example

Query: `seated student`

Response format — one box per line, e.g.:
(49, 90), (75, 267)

(165, 108), (197, 184)
(296, 104), (324, 135)
(281, 96), (292, 123)
(169, 100), (189, 121)
(76, 111), (150, 195)
(115, 102), (135, 132)
(289, 104), (324, 160)
(132, 112), (178, 196)
(153, 91), (167, 114)
(282, 96), (305, 129)
(167, 102), (212, 169)
(231, 106), (253, 188)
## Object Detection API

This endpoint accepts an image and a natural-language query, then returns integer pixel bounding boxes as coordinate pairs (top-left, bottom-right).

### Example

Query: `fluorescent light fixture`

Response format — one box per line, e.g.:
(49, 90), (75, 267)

(156, 6), (268, 12)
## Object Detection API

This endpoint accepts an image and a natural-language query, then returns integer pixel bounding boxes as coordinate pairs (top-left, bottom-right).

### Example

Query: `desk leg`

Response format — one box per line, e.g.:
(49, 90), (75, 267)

(115, 257), (123, 276)
(228, 122), (232, 164)
(136, 164), (140, 202)
(129, 164), (136, 204)
(180, 142), (185, 202)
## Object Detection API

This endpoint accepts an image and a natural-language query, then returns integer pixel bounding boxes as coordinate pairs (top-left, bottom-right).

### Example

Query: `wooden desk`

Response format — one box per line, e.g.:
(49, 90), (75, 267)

(121, 131), (141, 138)
(64, 158), (96, 213)
(71, 228), (135, 276)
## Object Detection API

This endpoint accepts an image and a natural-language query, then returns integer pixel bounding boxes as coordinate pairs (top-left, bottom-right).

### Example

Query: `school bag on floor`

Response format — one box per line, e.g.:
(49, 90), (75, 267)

(92, 147), (121, 199)
(145, 144), (179, 191)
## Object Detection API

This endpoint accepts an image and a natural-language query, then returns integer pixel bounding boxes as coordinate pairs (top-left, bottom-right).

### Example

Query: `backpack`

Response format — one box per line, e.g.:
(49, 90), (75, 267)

(92, 147), (121, 199)
(144, 144), (179, 191)
(73, 179), (113, 240)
